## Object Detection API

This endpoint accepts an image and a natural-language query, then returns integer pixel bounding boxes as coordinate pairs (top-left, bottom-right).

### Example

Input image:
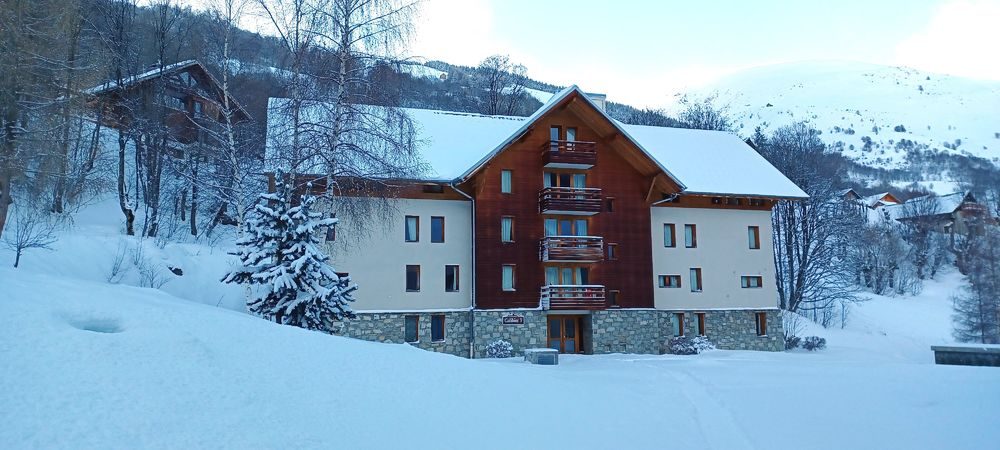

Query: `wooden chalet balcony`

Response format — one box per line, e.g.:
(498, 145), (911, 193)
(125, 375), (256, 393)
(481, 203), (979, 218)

(538, 186), (602, 215)
(539, 236), (604, 262)
(542, 140), (597, 169)
(540, 285), (607, 310)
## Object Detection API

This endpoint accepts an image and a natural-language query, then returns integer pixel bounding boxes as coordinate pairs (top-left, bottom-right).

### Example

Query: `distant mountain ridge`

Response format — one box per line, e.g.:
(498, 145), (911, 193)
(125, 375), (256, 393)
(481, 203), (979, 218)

(684, 61), (1000, 171)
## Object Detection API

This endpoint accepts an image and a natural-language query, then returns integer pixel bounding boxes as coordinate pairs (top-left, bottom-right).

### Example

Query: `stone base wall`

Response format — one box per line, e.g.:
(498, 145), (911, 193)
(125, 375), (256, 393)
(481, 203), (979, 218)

(332, 311), (472, 357)
(334, 308), (783, 358)
(590, 309), (664, 354)
(695, 309), (784, 352)
(471, 310), (548, 358)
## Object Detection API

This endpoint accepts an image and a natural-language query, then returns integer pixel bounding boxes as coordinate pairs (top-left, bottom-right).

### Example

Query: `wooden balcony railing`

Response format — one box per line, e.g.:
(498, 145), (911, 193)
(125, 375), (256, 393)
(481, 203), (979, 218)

(539, 186), (602, 215)
(539, 236), (604, 262)
(540, 285), (607, 310)
(542, 140), (597, 168)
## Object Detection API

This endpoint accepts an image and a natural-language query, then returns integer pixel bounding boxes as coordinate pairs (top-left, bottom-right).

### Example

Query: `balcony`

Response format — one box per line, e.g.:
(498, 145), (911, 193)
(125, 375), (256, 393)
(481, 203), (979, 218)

(539, 236), (604, 262)
(542, 140), (597, 169)
(539, 186), (602, 215)
(540, 285), (607, 310)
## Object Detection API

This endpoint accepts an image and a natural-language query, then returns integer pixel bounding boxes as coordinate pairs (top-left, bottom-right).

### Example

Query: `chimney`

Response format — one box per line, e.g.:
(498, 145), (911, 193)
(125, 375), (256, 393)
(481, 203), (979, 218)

(586, 92), (607, 112)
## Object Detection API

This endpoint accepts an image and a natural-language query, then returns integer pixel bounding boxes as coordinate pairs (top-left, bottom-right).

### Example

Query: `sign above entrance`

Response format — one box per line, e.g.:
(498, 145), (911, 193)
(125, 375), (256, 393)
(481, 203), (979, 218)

(502, 314), (525, 325)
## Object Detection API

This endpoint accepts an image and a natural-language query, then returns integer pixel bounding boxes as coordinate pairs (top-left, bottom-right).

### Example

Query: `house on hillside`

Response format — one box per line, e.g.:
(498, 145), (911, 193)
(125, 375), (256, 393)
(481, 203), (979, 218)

(884, 191), (992, 239)
(860, 192), (901, 209)
(264, 86), (808, 358)
(85, 60), (251, 161)
(83, 60), (252, 232)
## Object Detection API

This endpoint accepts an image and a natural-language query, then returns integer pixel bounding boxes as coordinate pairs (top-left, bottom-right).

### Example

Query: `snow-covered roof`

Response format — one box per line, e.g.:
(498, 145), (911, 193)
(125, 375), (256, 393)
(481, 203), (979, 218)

(884, 191), (970, 220)
(265, 86), (808, 198)
(621, 124), (807, 198)
(84, 60), (200, 95)
(860, 192), (899, 208)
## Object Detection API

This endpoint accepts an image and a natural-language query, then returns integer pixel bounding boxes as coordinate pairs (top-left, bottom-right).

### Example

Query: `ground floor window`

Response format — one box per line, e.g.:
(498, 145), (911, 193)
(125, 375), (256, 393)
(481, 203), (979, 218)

(696, 312), (706, 336)
(673, 312), (685, 337)
(755, 312), (767, 336)
(741, 276), (763, 288)
(431, 315), (446, 342)
(404, 315), (419, 343)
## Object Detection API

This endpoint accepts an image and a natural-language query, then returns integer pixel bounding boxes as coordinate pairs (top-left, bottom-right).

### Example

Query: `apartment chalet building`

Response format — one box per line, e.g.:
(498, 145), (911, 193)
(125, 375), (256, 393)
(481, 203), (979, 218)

(265, 86), (807, 358)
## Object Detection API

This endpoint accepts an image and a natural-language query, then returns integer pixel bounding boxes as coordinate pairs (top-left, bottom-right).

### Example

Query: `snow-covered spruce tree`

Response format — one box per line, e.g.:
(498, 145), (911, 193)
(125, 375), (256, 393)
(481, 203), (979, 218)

(952, 221), (1000, 344)
(223, 176), (357, 330)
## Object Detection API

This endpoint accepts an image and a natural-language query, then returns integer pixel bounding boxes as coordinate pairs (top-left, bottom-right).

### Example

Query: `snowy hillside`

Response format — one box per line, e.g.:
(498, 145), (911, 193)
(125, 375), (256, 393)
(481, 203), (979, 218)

(686, 61), (1000, 169)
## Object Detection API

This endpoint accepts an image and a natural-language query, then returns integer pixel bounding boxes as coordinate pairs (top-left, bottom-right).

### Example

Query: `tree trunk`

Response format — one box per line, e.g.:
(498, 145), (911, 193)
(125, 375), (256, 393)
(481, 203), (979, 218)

(190, 161), (198, 236)
(0, 173), (11, 241)
(117, 129), (135, 235)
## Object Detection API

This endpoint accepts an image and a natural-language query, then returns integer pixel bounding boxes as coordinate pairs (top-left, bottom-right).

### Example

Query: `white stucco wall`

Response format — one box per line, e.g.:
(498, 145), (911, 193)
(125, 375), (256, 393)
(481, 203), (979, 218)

(323, 198), (473, 311)
(650, 207), (778, 310)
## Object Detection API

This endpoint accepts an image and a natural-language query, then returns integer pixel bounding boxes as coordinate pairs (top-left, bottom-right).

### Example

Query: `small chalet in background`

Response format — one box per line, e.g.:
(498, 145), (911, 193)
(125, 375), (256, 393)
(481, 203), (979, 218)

(885, 191), (992, 237)
(84, 60), (251, 162)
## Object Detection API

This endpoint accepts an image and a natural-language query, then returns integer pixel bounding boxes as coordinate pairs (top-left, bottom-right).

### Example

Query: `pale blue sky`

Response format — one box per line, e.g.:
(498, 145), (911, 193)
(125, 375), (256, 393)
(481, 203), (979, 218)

(412, 0), (1000, 106)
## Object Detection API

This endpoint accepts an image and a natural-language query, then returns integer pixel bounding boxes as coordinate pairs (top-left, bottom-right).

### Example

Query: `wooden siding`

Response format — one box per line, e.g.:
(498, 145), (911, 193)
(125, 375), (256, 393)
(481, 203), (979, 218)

(463, 101), (674, 309)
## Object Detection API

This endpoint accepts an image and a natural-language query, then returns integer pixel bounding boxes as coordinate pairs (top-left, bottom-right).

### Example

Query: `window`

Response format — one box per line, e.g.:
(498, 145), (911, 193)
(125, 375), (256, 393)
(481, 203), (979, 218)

(405, 216), (419, 242)
(726, 198), (742, 206)
(445, 265), (460, 292)
(543, 172), (585, 188)
(684, 224), (697, 248)
(501, 265), (515, 291)
(406, 265), (420, 292)
(550, 126), (561, 143)
(696, 313), (706, 336)
(606, 197), (615, 212)
(431, 216), (445, 243)
(431, 315), (446, 342)
(193, 100), (204, 116)
(741, 276), (763, 288)
(711, 197), (722, 204)
(421, 184), (444, 194)
(404, 315), (419, 343)
(689, 268), (703, 292)
(566, 127), (577, 141)
(608, 289), (620, 307)
(658, 275), (681, 288)
(755, 312), (768, 336)
(501, 169), (512, 194)
(673, 313), (685, 337)
(749, 198), (765, 207)
(663, 224), (676, 247)
(607, 243), (618, 261)
(545, 266), (589, 285)
(748, 226), (761, 250)
(501, 216), (514, 242)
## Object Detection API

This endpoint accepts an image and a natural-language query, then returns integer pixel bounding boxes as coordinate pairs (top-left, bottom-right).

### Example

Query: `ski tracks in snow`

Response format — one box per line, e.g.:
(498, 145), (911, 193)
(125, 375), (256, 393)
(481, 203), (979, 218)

(654, 362), (758, 450)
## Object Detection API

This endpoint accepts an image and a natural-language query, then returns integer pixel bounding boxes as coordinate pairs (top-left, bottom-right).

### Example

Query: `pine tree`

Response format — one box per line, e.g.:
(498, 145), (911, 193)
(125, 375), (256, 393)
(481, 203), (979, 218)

(952, 223), (1000, 344)
(223, 174), (357, 330)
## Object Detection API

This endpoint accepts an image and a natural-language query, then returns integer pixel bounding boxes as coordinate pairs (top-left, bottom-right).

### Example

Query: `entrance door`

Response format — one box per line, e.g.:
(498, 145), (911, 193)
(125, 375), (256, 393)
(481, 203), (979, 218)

(547, 315), (582, 353)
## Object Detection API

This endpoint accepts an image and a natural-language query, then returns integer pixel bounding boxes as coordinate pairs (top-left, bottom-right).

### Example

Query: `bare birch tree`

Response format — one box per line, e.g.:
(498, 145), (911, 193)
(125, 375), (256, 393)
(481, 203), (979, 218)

(756, 123), (861, 325)
(478, 54), (527, 116)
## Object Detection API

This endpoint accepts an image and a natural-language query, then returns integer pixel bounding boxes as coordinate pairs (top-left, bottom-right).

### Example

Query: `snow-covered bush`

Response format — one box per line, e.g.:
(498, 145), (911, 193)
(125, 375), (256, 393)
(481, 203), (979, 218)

(485, 339), (514, 358)
(785, 335), (802, 350)
(668, 336), (715, 355)
(802, 336), (827, 351)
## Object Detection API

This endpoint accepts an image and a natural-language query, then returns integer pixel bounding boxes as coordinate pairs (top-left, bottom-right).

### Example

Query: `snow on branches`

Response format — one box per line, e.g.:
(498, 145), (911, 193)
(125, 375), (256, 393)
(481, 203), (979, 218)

(223, 173), (356, 330)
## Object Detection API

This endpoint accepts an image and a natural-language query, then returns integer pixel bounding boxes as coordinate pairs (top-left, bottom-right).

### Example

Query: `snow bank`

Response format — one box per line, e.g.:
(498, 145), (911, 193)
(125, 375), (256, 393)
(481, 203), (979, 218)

(2, 267), (998, 449)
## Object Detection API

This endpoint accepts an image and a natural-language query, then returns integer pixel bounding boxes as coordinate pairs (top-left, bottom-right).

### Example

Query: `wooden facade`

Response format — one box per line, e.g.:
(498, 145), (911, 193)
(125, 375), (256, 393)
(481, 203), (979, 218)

(457, 91), (683, 310)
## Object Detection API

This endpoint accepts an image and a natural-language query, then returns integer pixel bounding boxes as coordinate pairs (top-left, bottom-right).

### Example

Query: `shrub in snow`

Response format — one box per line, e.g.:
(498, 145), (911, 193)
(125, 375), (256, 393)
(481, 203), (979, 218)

(668, 336), (715, 355)
(802, 336), (827, 351)
(785, 335), (802, 350)
(223, 174), (357, 331)
(486, 339), (514, 358)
